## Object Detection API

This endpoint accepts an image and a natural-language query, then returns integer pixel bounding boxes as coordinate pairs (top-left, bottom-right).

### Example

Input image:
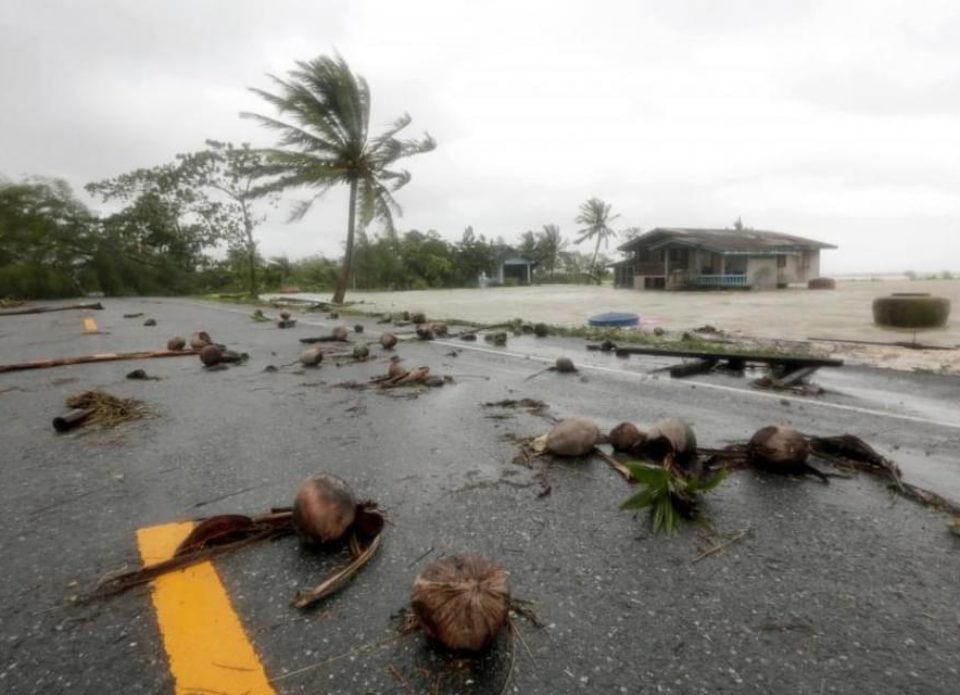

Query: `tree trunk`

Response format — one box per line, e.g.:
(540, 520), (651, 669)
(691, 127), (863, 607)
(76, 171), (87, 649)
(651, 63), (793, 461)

(242, 204), (258, 299)
(332, 179), (359, 304)
(590, 235), (601, 284)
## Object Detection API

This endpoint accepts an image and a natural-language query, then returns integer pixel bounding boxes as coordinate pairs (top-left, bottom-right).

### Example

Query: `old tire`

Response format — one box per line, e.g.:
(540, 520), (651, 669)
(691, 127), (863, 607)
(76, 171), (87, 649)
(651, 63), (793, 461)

(872, 296), (950, 328)
(807, 277), (836, 290)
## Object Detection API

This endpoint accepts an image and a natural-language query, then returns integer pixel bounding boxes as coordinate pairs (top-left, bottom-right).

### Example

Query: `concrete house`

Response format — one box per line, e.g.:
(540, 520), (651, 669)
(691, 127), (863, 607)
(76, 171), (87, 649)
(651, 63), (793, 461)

(612, 227), (836, 291)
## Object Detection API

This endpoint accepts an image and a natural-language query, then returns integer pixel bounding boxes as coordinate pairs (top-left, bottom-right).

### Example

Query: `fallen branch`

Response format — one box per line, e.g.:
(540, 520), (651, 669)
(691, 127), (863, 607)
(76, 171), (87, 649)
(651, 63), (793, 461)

(807, 336), (956, 351)
(691, 526), (751, 564)
(0, 348), (196, 374)
(0, 301), (104, 317)
(291, 533), (382, 609)
(591, 447), (634, 482)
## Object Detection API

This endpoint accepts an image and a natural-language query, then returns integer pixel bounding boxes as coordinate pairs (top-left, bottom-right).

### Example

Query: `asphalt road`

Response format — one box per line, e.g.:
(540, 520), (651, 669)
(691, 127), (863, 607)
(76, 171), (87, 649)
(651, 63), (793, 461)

(1, 298), (959, 694)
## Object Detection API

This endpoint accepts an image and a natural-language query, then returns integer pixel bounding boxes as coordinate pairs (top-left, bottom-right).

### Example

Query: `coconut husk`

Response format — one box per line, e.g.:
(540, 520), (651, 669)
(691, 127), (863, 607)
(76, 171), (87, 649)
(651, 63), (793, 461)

(609, 422), (645, 453)
(545, 417), (601, 457)
(63, 390), (147, 428)
(189, 331), (212, 350)
(300, 346), (324, 366)
(641, 418), (697, 467)
(352, 344), (370, 360)
(331, 325), (349, 341)
(167, 336), (186, 351)
(748, 425), (827, 481)
(380, 333), (398, 349)
(554, 357), (577, 373)
(410, 554), (510, 652)
(292, 474), (357, 546)
(199, 344), (222, 366)
(416, 325), (435, 340)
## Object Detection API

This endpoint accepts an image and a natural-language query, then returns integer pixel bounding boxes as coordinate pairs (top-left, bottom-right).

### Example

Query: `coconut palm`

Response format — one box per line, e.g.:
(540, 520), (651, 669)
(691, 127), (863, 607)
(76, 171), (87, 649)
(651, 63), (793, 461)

(243, 54), (435, 303)
(536, 223), (568, 277)
(574, 198), (619, 284)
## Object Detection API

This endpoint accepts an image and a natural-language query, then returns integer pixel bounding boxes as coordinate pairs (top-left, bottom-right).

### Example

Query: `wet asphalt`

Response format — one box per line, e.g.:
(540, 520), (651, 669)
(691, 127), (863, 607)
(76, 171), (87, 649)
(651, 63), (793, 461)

(1, 298), (959, 694)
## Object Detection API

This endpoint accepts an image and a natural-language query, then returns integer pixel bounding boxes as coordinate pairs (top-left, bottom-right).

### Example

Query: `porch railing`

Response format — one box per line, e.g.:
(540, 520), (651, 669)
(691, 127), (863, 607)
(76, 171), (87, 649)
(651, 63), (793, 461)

(692, 274), (750, 288)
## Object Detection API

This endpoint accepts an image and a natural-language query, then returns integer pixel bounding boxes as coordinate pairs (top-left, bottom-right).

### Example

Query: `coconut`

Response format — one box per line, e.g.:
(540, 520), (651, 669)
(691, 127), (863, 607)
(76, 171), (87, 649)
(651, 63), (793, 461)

(410, 312), (427, 324)
(533, 322), (549, 337)
(292, 474), (357, 546)
(167, 336), (186, 351)
(545, 417), (601, 457)
(416, 325), (435, 340)
(642, 418), (697, 465)
(748, 425), (810, 472)
(410, 555), (510, 653)
(430, 322), (449, 337)
(199, 344), (223, 366)
(189, 331), (212, 350)
(331, 325), (349, 341)
(609, 422), (645, 453)
(352, 344), (370, 360)
(554, 357), (576, 373)
(387, 356), (407, 379)
(143, 318), (156, 327)
(300, 346), (324, 366)
(380, 332), (398, 349)
(279, 310), (291, 320)
(354, 324), (364, 334)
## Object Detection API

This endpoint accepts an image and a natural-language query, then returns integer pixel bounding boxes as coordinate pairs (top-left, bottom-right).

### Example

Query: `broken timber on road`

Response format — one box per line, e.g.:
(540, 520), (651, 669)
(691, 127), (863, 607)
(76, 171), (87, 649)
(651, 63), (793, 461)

(0, 301), (104, 317)
(0, 348), (198, 374)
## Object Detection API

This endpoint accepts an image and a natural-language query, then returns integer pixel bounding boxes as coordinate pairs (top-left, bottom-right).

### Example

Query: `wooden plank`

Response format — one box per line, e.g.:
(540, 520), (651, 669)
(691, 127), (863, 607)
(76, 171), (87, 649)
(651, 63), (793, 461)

(668, 359), (717, 378)
(608, 345), (843, 368)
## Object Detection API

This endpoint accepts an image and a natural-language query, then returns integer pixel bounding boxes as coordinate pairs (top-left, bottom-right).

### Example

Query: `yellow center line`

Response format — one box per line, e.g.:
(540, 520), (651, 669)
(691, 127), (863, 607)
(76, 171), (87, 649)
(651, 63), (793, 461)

(82, 316), (98, 333)
(137, 523), (276, 695)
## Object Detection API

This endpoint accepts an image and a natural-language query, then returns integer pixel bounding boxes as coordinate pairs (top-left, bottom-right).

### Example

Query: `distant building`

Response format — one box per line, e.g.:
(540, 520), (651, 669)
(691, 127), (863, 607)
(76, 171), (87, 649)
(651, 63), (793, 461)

(612, 227), (836, 291)
(493, 248), (537, 286)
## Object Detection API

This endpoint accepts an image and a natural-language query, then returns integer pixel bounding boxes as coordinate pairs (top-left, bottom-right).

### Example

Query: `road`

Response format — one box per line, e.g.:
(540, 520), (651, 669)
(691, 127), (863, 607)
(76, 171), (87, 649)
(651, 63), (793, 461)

(1, 298), (959, 694)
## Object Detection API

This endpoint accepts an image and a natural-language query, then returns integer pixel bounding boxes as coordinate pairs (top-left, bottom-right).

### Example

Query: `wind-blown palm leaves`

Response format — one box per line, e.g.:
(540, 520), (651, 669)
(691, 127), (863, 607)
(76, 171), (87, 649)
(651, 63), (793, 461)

(242, 54), (435, 303)
(574, 198), (619, 284)
(620, 462), (726, 533)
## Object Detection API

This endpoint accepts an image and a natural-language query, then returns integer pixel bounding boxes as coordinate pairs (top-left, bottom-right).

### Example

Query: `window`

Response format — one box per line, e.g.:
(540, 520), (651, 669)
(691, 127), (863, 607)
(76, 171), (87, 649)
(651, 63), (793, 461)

(776, 255), (787, 268)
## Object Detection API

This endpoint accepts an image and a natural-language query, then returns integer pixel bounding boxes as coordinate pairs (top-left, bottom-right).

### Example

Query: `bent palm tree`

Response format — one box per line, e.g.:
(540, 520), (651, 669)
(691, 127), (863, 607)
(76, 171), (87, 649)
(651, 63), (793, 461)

(243, 55), (435, 303)
(574, 198), (619, 284)
(537, 223), (567, 277)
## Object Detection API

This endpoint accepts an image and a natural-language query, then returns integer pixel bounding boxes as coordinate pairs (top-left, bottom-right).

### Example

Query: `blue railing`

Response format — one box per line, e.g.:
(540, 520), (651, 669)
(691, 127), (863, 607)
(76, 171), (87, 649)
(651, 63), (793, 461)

(693, 274), (749, 287)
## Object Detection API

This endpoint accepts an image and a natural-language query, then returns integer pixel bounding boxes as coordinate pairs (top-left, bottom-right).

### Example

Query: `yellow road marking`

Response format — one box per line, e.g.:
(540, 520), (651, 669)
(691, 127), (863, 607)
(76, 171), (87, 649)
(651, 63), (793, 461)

(137, 522), (275, 695)
(82, 316), (98, 333)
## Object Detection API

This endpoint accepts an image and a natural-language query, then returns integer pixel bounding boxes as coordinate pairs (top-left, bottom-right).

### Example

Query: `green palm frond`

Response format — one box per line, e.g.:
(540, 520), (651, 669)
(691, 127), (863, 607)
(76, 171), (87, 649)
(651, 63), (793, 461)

(620, 461), (726, 534)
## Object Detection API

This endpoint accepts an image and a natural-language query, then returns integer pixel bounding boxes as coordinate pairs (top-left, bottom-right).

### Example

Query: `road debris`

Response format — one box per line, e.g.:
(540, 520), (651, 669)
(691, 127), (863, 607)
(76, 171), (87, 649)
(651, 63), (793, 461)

(1, 347), (197, 374)
(524, 356), (578, 381)
(541, 417), (601, 457)
(143, 318), (156, 327)
(189, 331), (212, 349)
(749, 425), (828, 482)
(125, 368), (160, 381)
(300, 346), (324, 366)
(0, 301), (104, 317)
(620, 458), (726, 534)
(122, 312), (144, 319)
(409, 555), (510, 652)
(380, 333), (398, 349)
(53, 389), (147, 432)
(608, 421), (645, 453)
(167, 336), (186, 351)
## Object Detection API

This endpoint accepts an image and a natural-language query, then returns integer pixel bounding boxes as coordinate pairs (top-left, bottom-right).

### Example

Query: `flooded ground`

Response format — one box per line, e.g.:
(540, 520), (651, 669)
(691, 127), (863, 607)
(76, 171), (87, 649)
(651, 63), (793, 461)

(268, 278), (960, 373)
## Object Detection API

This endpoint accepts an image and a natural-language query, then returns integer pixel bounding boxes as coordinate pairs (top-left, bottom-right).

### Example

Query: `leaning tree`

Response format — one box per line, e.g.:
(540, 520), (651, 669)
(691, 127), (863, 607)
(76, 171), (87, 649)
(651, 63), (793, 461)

(243, 54), (435, 303)
(574, 198), (619, 284)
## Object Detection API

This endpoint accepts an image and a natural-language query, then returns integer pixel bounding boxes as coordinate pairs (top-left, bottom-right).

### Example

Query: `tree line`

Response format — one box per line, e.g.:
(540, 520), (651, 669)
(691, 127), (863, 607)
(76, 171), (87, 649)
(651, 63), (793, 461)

(1, 54), (623, 301)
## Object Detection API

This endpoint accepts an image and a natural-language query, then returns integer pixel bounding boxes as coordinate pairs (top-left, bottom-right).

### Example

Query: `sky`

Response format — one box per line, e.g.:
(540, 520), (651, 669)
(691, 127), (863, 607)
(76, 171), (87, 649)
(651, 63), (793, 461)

(2, 0), (959, 274)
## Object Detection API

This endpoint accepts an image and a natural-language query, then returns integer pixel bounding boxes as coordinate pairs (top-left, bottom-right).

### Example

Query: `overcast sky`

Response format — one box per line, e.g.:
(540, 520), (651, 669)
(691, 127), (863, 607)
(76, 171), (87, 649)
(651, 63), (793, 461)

(2, 0), (959, 273)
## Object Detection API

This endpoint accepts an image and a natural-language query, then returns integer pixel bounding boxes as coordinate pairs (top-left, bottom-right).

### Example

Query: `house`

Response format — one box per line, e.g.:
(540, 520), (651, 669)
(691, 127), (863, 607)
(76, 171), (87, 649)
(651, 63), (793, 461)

(492, 248), (537, 286)
(612, 227), (836, 291)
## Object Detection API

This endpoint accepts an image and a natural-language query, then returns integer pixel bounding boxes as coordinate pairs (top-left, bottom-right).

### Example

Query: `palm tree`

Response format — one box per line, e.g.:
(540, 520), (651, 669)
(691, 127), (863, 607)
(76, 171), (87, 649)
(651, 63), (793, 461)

(574, 198), (619, 284)
(536, 223), (567, 277)
(242, 54), (435, 303)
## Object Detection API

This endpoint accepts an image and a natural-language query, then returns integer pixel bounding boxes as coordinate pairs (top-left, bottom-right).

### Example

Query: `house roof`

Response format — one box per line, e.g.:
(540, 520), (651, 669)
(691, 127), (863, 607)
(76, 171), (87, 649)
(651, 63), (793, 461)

(618, 228), (837, 254)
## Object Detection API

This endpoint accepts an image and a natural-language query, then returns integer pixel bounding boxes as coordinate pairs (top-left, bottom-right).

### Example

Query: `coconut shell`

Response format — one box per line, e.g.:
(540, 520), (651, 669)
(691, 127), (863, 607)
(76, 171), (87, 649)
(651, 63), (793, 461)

(642, 418), (697, 464)
(545, 417), (601, 457)
(189, 331), (212, 350)
(167, 336), (186, 351)
(410, 312), (427, 324)
(555, 357), (576, 373)
(416, 325), (435, 340)
(300, 346), (323, 366)
(430, 322), (449, 337)
(387, 357), (407, 380)
(279, 310), (291, 320)
(292, 474), (357, 545)
(199, 344), (222, 366)
(332, 325), (349, 341)
(411, 554), (510, 653)
(352, 344), (370, 360)
(609, 422), (645, 453)
(380, 333), (398, 349)
(749, 425), (810, 471)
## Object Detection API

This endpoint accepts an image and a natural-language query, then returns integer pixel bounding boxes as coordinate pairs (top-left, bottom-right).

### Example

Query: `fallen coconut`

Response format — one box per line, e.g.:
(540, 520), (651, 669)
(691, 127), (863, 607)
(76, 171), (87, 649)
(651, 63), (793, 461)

(410, 311), (426, 324)
(331, 325), (349, 341)
(410, 554), (510, 653)
(546, 417), (601, 457)
(292, 474), (357, 546)
(416, 324), (435, 340)
(380, 332), (398, 349)
(352, 344), (370, 360)
(143, 318), (156, 327)
(279, 310), (291, 320)
(199, 344), (223, 366)
(387, 356), (407, 380)
(748, 425), (827, 481)
(167, 336), (186, 351)
(554, 357), (577, 373)
(430, 322), (449, 337)
(609, 422), (645, 453)
(641, 418), (697, 466)
(354, 324), (364, 334)
(189, 331), (212, 350)
(300, 346), (324, 366)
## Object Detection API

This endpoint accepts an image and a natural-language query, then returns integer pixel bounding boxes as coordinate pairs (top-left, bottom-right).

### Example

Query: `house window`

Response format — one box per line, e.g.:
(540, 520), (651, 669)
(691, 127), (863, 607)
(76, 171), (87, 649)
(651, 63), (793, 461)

(776, 255), (787, 268)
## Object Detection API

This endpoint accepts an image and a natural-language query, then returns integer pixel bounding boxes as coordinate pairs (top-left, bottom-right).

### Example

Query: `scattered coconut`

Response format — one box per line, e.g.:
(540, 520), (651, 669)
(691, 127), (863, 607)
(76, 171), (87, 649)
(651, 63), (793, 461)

(300, 347), (323, 367)
(609, 422), (645, 453)
(143, 318), (156, 327)
(423, 375), (446, 387)
(292, 474), (357, 546)
(410, 554), (510, 653)
(416, 324), (435, 340)
(749, 425), (809, 471)
(331, 325), (349, 341)
(380, 332), (398, 349)
(533, 323), (549, 337)
(354, 324), (364, 334)
(430, 322), (449, 337)
(546, 417), (601, 457)
(352, 344), (370, 360)
(459, 333), (477, 342)
(387, 356), (407, 380)
(190, 331), (212, 350)
(410, 312), (426, 324)
(554, 357), (577, 373)
(328, 311), (340, 319)
(199, 344), (223, 366)
(641, 418), (697, 465)
(167, 336), (186, 351)
(279, 310), (291, 320)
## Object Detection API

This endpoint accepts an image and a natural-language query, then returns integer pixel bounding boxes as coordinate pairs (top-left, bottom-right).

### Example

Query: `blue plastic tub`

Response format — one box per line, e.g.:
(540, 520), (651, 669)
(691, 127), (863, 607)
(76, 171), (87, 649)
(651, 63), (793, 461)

(587, 311), (640, 327)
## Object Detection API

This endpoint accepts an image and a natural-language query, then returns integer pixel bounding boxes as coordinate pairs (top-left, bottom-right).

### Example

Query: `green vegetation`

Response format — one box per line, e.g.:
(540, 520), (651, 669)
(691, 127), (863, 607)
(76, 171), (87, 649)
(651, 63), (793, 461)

(574, 198), (619, 284)
(620, 461), (726, 533)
